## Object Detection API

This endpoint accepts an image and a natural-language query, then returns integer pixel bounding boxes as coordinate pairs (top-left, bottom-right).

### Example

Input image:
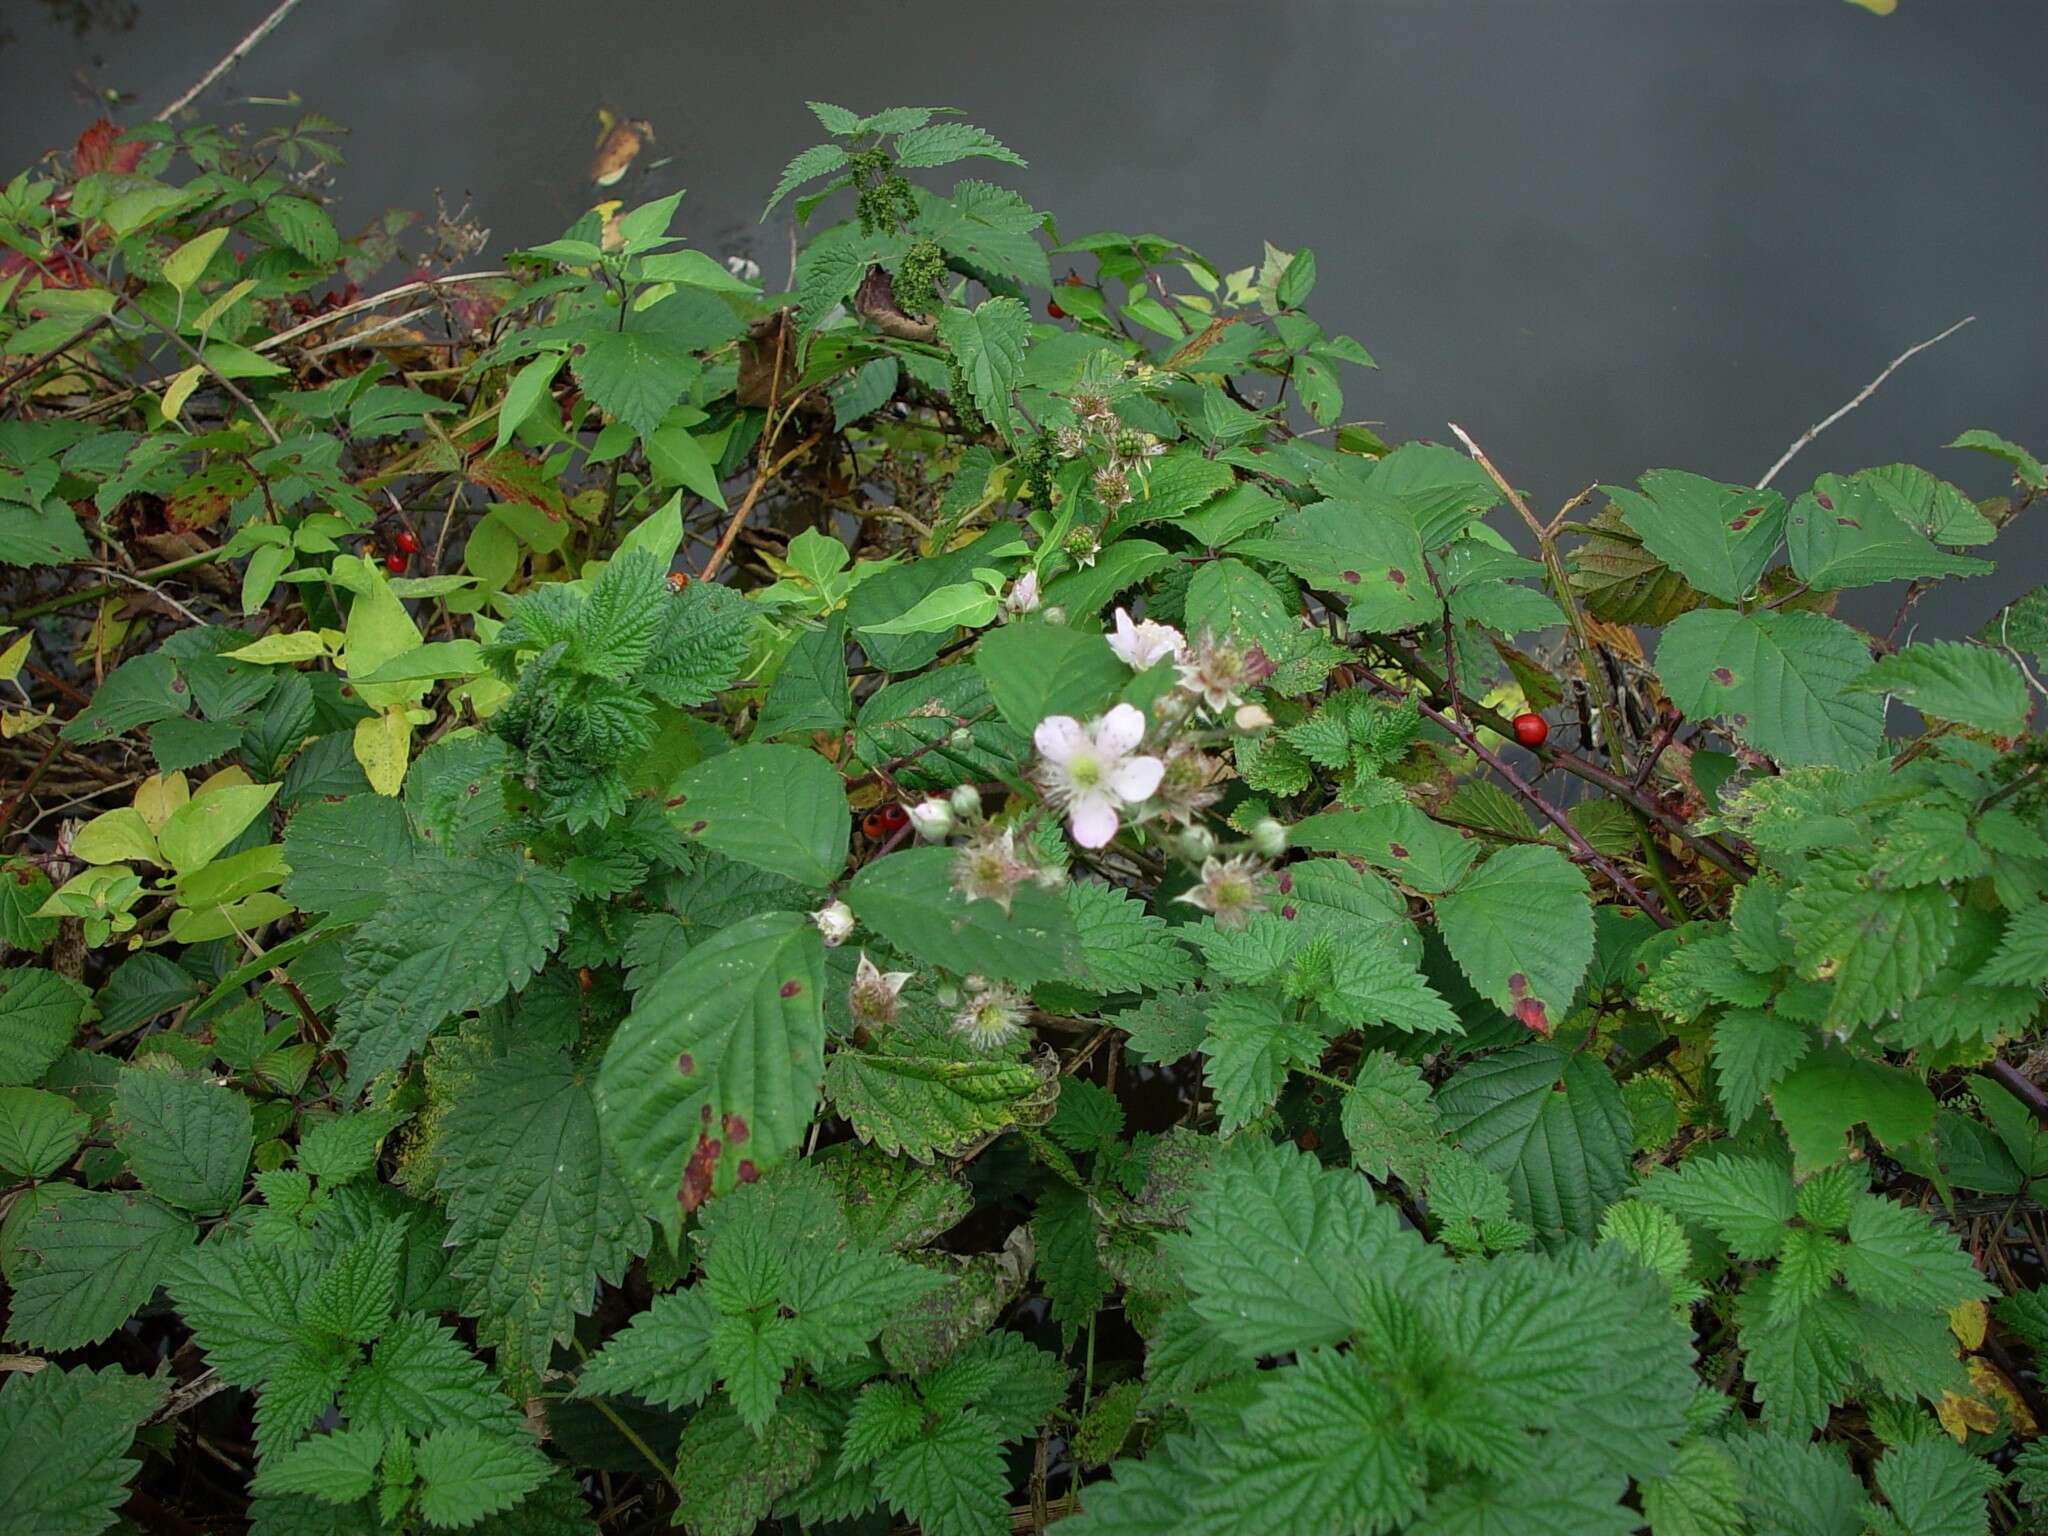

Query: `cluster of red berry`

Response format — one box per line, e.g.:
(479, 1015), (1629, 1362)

(378, 527), (420, 574)
(860, 802), (909, 840)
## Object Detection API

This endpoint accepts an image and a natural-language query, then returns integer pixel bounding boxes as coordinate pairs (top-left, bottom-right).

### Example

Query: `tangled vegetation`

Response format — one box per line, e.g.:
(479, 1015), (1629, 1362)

(2, 99), (2048, 1536)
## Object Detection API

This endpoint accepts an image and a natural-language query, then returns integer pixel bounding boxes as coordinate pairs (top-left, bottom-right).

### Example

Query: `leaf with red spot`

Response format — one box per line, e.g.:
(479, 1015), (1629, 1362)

(1229, 491), (1438, 636)
(1433, 845), (1593, 1033)
(1601, 470), (1787, 605)
(595, 911), (826, 1237)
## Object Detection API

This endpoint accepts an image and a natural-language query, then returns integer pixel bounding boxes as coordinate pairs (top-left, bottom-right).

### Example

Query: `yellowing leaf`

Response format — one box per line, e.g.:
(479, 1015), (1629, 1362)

(339, 556), (425, 709)
(194, 278), (257, 336)
(156, 782), (280, 876)
(1937, 1388), (1999, 1442)
(0, 630), (31, 683)
(222, 631), (329, 664)
(162, 227), (230, 296)
(134, 772), (190, 833)
(1949, 1297), (1988, 1350)
(161, 365), (205, 423)
(70, 807), (161, 866)
(354, 708), (414, 796)
(1845, 0), (1897, 13)
(1968, 1355), (2035, 1435)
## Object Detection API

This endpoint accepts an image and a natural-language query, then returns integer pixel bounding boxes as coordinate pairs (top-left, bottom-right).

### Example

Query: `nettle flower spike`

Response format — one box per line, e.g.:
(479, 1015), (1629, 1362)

(1107, 606), (1185, 671)
(1033, 703), (1165, 850)
(1178, 854), (1274, 931)
(952, 977), (1029, 1051)
(848, 952), (912, 1029)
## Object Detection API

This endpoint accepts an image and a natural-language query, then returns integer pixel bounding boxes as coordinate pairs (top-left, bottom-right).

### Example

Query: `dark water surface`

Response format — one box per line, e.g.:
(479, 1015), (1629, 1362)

(4, 0), (2043, 637)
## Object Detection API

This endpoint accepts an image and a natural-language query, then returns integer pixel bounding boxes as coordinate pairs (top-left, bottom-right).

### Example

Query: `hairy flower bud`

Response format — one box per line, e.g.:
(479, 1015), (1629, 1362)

(811, 900), (856, 947)
(1178, 824), (1219, 862)
(1042, 605), (1068, 626)
(949, 783), (983, 821)
(1251, 817), (1289, 858)
(1233, 703), (1274, 733)
(908, 798), (955, 840)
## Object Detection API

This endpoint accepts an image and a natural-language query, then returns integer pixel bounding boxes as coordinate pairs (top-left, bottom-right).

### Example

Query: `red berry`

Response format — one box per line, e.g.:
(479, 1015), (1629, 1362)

(394, 528), (420, 554)
(879, 803), (909, 832)
(1046, 299), (1065, 319)
(861, 811), (886, 839)
(1511, 712), (1548, 749)
(385, 552), (408, 574)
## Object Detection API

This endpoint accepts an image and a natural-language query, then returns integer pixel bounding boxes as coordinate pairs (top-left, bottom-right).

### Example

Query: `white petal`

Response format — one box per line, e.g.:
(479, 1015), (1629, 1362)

(1094, 703), (1147, 756)
(1106, 609), (1142, 667)
(1111, 754), (1165, 802)
(1069, 794), (1120, 848)
(1034, 715), (1087, 763)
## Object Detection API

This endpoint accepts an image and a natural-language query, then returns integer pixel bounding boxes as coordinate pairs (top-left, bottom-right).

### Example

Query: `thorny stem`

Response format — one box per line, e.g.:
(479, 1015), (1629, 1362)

(1353, 663), (1672, 927)
(697, 433), (819, 583)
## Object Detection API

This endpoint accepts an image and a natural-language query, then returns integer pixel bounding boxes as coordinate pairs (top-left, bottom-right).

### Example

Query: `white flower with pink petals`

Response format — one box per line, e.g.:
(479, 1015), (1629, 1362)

(1107, 607), (1185, 672)
(1033, 703), (1164, 849)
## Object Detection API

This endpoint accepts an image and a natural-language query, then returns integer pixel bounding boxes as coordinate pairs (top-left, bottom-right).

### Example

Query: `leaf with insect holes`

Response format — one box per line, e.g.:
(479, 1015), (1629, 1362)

(1433, 845), (1593, 1033)
(596, 912), (825, 1221)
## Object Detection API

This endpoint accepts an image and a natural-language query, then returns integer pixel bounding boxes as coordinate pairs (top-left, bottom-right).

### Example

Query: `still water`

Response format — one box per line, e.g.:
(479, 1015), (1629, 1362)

(3, 0), (2043, 637)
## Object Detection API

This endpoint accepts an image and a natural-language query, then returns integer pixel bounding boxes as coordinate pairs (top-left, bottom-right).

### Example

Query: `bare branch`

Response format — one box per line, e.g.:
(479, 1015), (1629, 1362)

(1756, 316), (1975, 490)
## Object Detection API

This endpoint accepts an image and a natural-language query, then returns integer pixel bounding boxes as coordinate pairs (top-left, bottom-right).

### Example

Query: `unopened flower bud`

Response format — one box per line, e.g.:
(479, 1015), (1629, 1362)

(1178, 825), (1219, 862)
(949, 783), (983, 821)
(1042, 605), (1068, 626)
(1251, 817), (1289, 858)
(1233, 703), (1273, 733)
(908, 798), (955, 840)
(812, 900), (856, 947)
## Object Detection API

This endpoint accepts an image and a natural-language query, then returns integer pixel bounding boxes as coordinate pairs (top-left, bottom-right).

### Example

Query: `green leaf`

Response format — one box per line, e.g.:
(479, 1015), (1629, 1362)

(1065, 879), (1197, 995)
(569, 328), (697, 438)
(1230, 492), (1438, 634)
(162, 226), (230, 296)
(1437, 1043), (1635, 1244)
(596, 911), (825, 1217)
(755, 618), (852, 741)
(1656, 607), (1883, 768)
(872, 1412), (1011, 1536)
(576, 1286), (718, 1409)
(1200, 988), (1326, 1133)
(1433, 845), (1593, 1033)
(763, 142), (851, 216)
(114, 1064), (252, 1214)
(1948, 427), (2046, 489)
(0, 967), (90, 1085)
(1770, 1044), (1937, 1172)
(1638, 1153), (1794, 1259)
(853, 665), (1023, 789)
(847, 846), (1078, 986)
(280, 793), (415, 918)
(492, 351), (565, 451)
(858, 579), (1000, 637)
(1839, 1191), (1988, 1311)
(339, 1311), (527, 1443)
(1729, 1432), (1867, 1536)
(666, 744), (850, 888)
(1782, 848), (1958, 1028)
(1176, 1137), (1445, 1355)
(1640, 1440), (1745, 1536)
(1735, 1278), (1861, 1432)
(0, 1086), (87, 1177)
(5, 1190), (196, 1350)
(974, 621), (1128, 733)
(60, 652), (184, 743)
(169, 1237), (320, 1386)
(0, 1365), (161, 1536)
(1710, 1008), (1811, 1129)
(334, 851), (574, 1094)
(1979, 904), (2048, 987)
(826, 1042), (1053, 1161)
(1871, 1437), (1997, 1536)
(1786, 473), (1993, 590)
(936, 298), (1030, 429)
(1034, 1182), (1112, 1348)
(250, 1428), (384, 1504)
(644, 423), (729, 508)
(1291, 801), (1478, 895)
(436, 1047), (647, 1381)
(414, 1427), (551, 1530)
(672, 1399), (820, 1536)
(1603, 471), (1786, 604)
(895, 122), (1026, 169)
(1848, 640), (2031, 735)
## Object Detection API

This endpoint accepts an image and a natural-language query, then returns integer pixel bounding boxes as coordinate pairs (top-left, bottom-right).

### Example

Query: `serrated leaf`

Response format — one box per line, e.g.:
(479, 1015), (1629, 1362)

(1840, 1192), (1989, 1312)
(666, 744), (850, 889)
(437, 1048), (646, 1381)
(1436, 1043), (1634, 1245)
(113, 1065), (251, 1214)
(936, 298), (1030, 430)
(334, 850), (575, 1094)
(894, 122), (1025, 170)
(1787, 472), (1992, 590)
(250, 1427), (384, 1504)
(1710, 1008), (1811, 1129)
(1849, 640), (2031, 736)
(1769, 1044), (1936, 1172)
(0, 1085), (87, 1177)
(0, 1365), (161, 1536)
(1065, 880), (1197, 994)
(763, 142), (851, 216)
(5, 1190), (195, 1350)
(0, 967), (91, 1085)
(1199, 988), (1326, 1134)
(1603, 471), (1786, 604)
(1434, 844), (1593, 1034)
(596, 911), (825, 1217)
(1782, 848), (1957, 1028)
(569, 327), (696, 439)
(414, 1427), (551, 1530)
(1657, 607), (1883, 769)
(826, 1044), (1052, 1161)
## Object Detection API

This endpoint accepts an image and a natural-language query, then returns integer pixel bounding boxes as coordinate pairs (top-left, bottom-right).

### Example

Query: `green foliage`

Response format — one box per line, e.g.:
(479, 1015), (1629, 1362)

(1, 97), (2039, 1536)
